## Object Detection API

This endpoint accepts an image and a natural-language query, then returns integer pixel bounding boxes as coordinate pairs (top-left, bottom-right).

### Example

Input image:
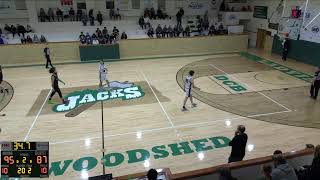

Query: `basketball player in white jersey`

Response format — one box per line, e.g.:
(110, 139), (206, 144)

(182, 70), (197, 111)
(99, 60), (110, 88)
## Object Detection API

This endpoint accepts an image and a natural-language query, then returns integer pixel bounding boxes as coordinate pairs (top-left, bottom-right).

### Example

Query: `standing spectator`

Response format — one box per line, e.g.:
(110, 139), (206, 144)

(10, 25), (16, 38)
(157, 8), (163, 19)
(257, 165), (272, 180)
(271, 154), (298, 180)
(147, 27), (154, 38)
(176, 8), (184, 26)
(208, 25), (216, 36)
(218, 167), (237, 180)
(310, 67), (320, 100)
(162, 25), (168, 38)
(79, 32), (86, 44)
(82, 12), (88, 26)
(44, 44), (53, 68)
(115, 8), (121, 20)
(156, 24), (162, 38)
(39, 8), (46, 22)
(48, 8), (55, 21)
(203, 11), (209, 30)
(228, 125), (248, 163)
(56, 8), (63, 21)
(40, 35), (47, 43)
(183, 25), (191, 37)
(121, 32), (128, 39)
(89, 9), (95, 26)
(76, 9), (83, 21)
(150, 7), (156, 19)
(85, 32), (92, 44)
(102, 27), (108, 36)
(168, 25), (174, 37)
(143, 15), (151, 29)
(282, 37), (289, 61)
(69, 8), (75, 21)
(139, 16), (145, 29)
(17, 24), (26, 38)
(97, 11), (103, 25)
(109, 8), (115, 20)
(33, 34), (40, 43)
(310, 145), (320, 179)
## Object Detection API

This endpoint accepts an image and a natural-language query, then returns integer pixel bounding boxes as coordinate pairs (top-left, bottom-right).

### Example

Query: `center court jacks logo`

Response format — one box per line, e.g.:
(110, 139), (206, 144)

(53, 85), (145, 112)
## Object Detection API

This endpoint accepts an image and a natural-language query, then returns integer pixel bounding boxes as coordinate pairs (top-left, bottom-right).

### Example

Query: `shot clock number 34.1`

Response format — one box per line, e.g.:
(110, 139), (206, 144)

(1, 142), (49, 178)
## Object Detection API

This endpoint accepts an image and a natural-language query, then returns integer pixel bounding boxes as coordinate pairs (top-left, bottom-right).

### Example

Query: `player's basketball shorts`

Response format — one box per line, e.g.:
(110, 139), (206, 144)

(185, 88), (192, 97)
(100, 73), (107, 81)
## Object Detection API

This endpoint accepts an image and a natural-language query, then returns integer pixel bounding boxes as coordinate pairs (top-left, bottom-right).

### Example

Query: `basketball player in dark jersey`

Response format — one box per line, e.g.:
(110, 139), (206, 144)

(48, 67), (67, 104)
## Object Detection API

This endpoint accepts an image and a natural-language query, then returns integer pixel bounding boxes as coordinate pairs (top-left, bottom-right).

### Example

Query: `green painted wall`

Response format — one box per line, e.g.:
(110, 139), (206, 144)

(79, 44), (120, 61)
(272, 35), (320, 66)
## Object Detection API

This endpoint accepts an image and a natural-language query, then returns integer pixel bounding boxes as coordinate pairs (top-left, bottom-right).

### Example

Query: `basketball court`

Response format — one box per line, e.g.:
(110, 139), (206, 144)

(1, 50), (320, 179)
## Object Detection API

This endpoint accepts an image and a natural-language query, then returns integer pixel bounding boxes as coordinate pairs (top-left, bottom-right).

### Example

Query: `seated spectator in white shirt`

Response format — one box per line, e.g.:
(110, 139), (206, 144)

(33, 34), (40, 43)
(143, 15), (151, 29)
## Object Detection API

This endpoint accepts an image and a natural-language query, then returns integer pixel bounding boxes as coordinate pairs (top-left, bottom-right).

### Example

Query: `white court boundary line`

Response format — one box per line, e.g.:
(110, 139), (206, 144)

(24, 88), (52, 141)
(50, 109), (290, 145)
(140, 70), (175, 127)
(209, 64), (292, 112)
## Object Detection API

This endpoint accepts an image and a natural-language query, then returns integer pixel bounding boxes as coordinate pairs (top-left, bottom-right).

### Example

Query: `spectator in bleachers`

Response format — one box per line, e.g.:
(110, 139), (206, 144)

(79, 32), (86, 44)
(69, 8), (75, 21)
(147, 27), (154, 38)
(156, 25), (162, 38)
(92, 35), (99, 45)
(112, 26), (119, 40)
(21, 37), (26, 44)
(56, 8), (63, 22)
(98, 35), (105, 44)
(147, 169), (158, 180)
(102, 27), (108, 36)
(0, 28), (2, 35)
(183, 25), (190, 37)
(203, 11), (209, 30)
(176, 8), (184, 27)
(40, 8), (46, 22)
(10, 25), (16, 38)
(0, 36), (4, 45)
(257, 164), (272, 180)
(96, 28), (102, 36)
(219, 23), (225, 34)
(144, 8), (150, 18)
(271, 154), (298, 180)
(150, 7), (156, 19)
(218, 167), (237, 180)
(168, 25), (174, 38)
(92, 33), (98, 40)
(89, 9), (94, 26)
(26, 35), (33, 43)
(121, 32), (128, 39)
(208, 25), (216, 36)
(48, 8), (54, 22)
(177, 25), (183, 37)
(139, 16), (144, 29)
(17, 24), (26, 38)
(173, 25), (178, 37)
(4, 24), (10, 33)
(228, 125), (248, 163)
(76, 9), (83, 21)
(40, 35), (47, 43)
(97, 11), (103, 25)
(85, 32), (92, 44)
(309, 145), (320, 179)
(162, 25), (168, 38)
(26, 25), (33, 33)
(33, 34), (40, 43)
(109, 8), (115, 20)
(143, 15), (151, 29)
(82, 12), (88, 26)
(273, 150), (283, 155)
(115, 8), (121, 20)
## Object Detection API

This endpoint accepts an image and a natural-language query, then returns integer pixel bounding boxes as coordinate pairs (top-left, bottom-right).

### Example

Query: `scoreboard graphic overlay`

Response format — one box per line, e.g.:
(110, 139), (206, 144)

(1, 142), (49, 178)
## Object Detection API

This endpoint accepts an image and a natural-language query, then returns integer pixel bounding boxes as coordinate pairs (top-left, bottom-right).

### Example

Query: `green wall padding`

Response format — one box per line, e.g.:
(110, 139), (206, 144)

(79, 44), (120, 61)
(272, 35), (320, 66)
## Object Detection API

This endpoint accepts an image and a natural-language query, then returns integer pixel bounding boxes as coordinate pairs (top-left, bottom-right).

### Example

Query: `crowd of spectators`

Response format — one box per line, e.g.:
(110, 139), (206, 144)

(39, 7), (121, 26)
(20, 34), (47, 44)
(143, 7), (169, 20)
(1, 24), (33, 38)
(79, 26), (127, 45)
(219, 0), (252, 12)
(0, 24), (47, 44)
